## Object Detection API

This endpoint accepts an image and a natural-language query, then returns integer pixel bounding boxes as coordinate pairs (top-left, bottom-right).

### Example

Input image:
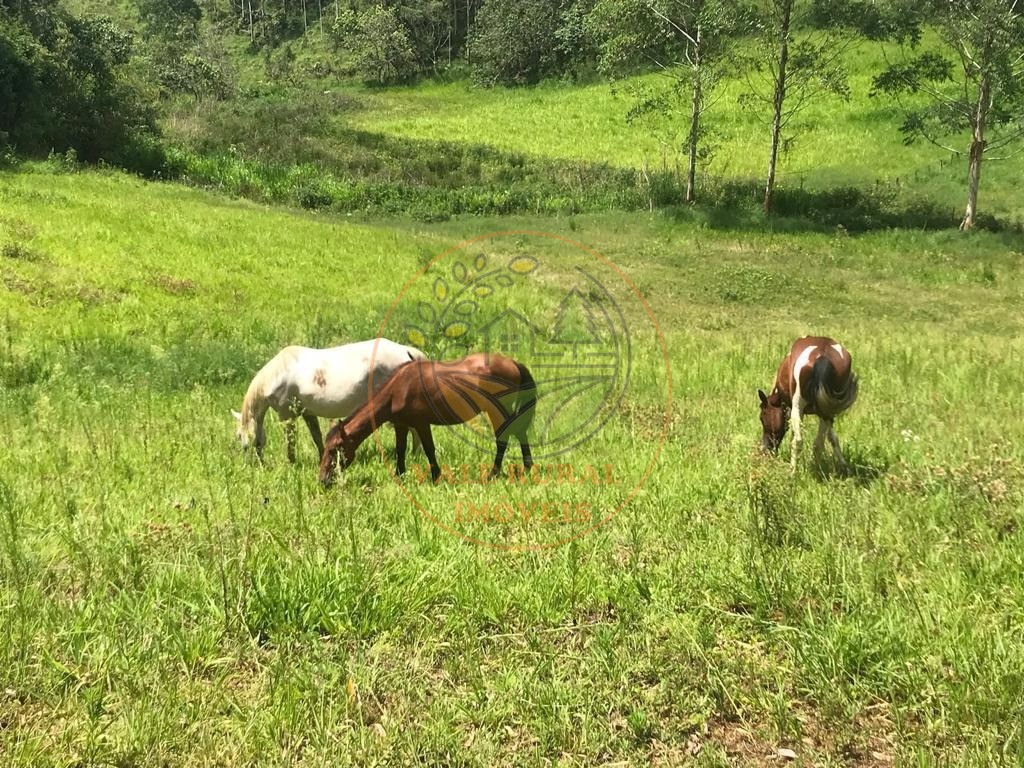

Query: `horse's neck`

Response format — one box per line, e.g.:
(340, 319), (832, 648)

(242, 384), (270, 428)
(345, 396), (393, 450)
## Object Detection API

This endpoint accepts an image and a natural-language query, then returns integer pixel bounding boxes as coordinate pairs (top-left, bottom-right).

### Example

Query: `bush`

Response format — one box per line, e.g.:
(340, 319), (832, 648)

(0, 6), (161, 172)
(331, 6), (417, 85)
(470, 0), (563, 86)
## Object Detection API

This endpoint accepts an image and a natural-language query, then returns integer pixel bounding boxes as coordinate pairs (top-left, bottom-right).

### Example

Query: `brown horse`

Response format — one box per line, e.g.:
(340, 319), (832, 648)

(758, 336), (859, 473)
(319, 353), (537, 487)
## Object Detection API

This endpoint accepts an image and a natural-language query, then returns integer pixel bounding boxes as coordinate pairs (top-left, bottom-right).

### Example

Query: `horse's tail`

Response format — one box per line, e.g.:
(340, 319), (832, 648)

(509, 361), (538, 441)
(810, 355), (858, 419)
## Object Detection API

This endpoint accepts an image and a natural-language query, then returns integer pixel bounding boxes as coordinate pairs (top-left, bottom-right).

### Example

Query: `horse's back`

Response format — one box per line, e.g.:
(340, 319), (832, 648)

(285, 338), (419, 417)
(784, 336), (856, 415)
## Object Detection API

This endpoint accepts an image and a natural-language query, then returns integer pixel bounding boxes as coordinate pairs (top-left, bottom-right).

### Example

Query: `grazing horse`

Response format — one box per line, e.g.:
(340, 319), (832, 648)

(758, 336), (859, 473)
(319, 353), (537, 487)
(233, 338), (427, 462)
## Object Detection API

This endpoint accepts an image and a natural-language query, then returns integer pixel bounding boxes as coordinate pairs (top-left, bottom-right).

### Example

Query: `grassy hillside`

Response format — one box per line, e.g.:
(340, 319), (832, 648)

(162, 34), (1024, 225)
(2, 164), (1023, 765)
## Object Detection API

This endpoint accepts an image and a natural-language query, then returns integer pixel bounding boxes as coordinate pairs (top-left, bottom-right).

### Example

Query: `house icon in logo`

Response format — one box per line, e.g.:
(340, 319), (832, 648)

(477, 308), (546, 357)
(548, 288), (607, 361)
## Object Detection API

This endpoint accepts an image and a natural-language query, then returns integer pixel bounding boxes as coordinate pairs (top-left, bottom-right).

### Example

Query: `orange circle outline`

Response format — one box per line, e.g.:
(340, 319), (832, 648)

(363, 229), (672, 552)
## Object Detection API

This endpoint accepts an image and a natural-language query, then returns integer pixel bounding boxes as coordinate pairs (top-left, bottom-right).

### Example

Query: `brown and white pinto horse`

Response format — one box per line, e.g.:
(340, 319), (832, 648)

(318, 353), (536, 487)
(758, 336), (859, 473)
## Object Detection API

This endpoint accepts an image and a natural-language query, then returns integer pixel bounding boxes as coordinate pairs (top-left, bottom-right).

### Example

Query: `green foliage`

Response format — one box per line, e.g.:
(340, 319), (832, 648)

(0, 2), (161, 170)
(136, 0), (200, 46)
(469, 0), (564, 85)
(394, 0), (460, 72)
(331, 5), (417, 85)
(871, 0), (1024, 149)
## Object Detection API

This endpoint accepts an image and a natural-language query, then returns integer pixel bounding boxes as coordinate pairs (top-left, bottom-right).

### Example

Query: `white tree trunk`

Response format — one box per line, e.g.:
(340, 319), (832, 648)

(686, 68), (701, 203)
(764, 0), (792, 213)
(961, 74), (990, 231)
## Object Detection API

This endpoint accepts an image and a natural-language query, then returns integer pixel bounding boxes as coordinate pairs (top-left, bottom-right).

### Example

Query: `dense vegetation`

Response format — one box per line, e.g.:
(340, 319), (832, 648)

(3, 0), (1023, 228)
(0, 0), (161, 168)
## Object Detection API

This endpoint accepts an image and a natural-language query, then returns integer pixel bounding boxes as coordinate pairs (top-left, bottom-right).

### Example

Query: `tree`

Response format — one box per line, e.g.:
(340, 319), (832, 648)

(392, 0), (453, 72)
(0, 2), (160, 169)
(872, 0), (1024, 230)
(468, 0), (562, 85)
(590, 0), (746, 202)
(741, 0), (863, 212)
(137, 0), (201, 47)
(332, 5), (416, 84)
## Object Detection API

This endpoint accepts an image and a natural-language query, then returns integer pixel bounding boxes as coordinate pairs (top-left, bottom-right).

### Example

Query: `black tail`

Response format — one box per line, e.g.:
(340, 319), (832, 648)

(808, 356), (858, 419)
(499, 362), (537, 442)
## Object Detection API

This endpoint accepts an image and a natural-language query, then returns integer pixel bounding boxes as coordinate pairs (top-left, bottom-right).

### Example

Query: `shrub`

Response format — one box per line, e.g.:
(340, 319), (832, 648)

(470, 0), (563, 86)
(332, 5), (417, 85)
(0, 6), (161, 172)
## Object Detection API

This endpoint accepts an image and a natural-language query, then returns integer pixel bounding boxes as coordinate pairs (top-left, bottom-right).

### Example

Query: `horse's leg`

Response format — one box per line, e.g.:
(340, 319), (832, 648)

(489, 440), (509, 480)
(394, 424), (409, 476)
(303, 413), (324, 458)
(789, 400), (803, 473)
(284, 419), (297, 463)
(254, 413), (267, 463)
(827, 425), (850, 475)
(813, 419), (829, 464)
(416, 425), (441, 482)
(520, 439), (533, 473)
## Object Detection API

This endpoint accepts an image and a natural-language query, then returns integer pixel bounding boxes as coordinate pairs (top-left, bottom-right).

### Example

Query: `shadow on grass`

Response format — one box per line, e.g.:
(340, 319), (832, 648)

(812, 443), (892, 486)
(674, 180), (1024, 237)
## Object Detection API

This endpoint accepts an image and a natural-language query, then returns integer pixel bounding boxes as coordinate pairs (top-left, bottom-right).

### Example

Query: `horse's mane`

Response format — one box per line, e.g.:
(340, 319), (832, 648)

(241, 347), (299, 425)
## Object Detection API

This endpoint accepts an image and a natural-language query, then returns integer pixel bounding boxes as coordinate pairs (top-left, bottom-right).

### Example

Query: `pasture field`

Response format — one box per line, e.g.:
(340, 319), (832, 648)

(2, 164), (1024, 766)
(164, 38), (1024, 224)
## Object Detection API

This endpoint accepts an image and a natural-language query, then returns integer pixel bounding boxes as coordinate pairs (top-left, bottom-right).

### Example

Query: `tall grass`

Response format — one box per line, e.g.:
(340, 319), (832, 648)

(1, 166), (1023, 764)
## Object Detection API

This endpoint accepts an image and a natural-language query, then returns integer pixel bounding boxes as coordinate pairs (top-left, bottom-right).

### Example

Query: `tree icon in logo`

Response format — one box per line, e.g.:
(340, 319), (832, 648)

(399, 248), (629, 459)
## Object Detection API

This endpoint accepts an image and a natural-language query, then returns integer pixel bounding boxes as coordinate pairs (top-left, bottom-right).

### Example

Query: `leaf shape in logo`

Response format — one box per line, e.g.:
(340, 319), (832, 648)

(508, 256), (538, 275)
(443, 322), (468, 338)
(452, 300), (477, 317)
(406, 327), (426, 347)
(452, 261), (469, 284)
(473, 284), (494, 298)
(474, 254), (487, 272)
(433, 277), (448, 302)
(496, 274), (514, 288)
(417, 301), (436, 324)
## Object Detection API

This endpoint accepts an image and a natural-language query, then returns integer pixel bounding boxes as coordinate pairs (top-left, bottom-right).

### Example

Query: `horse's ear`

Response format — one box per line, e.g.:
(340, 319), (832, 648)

(758, 389), (768, 407)
(231, 409), (242, 421)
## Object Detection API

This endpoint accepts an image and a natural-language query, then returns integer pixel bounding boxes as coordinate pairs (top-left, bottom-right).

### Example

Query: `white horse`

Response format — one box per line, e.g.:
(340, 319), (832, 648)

(232, 338), (428, 462)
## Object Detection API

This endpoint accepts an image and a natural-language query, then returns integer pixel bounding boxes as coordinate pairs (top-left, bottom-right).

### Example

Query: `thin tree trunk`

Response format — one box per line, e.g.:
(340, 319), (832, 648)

(960, 74), (990, 231)
(248, 0), (255, 43)
(686, 68), (701, 203)
(764, 0), (792, 213)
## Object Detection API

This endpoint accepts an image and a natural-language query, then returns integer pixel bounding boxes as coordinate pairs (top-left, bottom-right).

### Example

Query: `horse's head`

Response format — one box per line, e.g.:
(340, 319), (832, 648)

(232, 408), (264, 455)
(758, 389), (790, 454)
(319, 420), (356, 487)
(232, 409), (251, 447)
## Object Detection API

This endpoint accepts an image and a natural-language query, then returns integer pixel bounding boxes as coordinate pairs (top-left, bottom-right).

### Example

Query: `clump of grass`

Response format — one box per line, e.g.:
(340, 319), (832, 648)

(1, 242), (45, 262)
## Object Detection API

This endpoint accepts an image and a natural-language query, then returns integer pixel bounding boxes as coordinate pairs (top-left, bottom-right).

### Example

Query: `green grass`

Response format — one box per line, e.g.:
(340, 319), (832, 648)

(164, 33), (1024, 226)
(2, 164), (1024, 765)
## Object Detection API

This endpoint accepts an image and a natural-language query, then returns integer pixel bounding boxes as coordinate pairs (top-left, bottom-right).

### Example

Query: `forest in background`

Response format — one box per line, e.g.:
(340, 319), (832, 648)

(2, 0), (1023, 229)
